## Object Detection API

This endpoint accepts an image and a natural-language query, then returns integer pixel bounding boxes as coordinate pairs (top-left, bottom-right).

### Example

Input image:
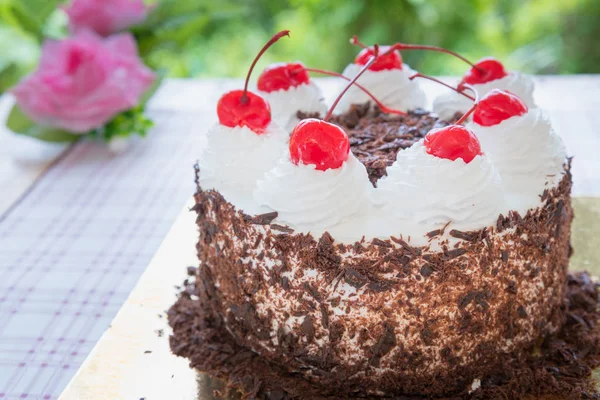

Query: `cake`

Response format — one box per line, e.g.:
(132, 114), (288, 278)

(167, 31), (593, 398)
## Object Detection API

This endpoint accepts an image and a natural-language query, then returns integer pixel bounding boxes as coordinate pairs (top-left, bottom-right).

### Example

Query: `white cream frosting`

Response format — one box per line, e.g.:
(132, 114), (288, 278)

(468, 108), (567, 212)
(374, 142), (505, 236)
(259, 81), (328, 133)
(199, 122), (288, 210)
(433, 72), (536, 121)
(335, 63), (427, 114)
(254, 154), (372, 233)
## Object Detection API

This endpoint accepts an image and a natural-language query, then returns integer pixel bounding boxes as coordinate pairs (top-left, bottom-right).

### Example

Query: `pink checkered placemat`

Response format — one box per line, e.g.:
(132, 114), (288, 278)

(0, 108), (210, 400)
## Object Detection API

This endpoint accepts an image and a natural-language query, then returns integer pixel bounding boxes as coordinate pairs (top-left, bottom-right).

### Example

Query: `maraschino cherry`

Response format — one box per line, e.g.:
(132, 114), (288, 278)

(472, 89), (528, 127)
(424, 125), (482, 163)
(423, 83), (482, 163)
(289, 45), (381, 171)
(216, 30), (290, 134)
(289, 119), (350, 171)
(257, 62), (310, 92)
(460, 57), (508, 86)
(353, 44), (402, 71)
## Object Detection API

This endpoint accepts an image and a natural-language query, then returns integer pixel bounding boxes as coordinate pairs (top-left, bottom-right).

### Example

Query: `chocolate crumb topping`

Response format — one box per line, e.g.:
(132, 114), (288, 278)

(186, 266), (197, 276)
(420, 264), (434, 277)
(370, 324), (396, 365)
(250, 212), (278, 225)
(372, 238), (392, 248)
(445, 248), (467, 260)
(344, 267), (368, 289)
(427, 229), (442, 238)
(449, 229), (480, 242)
(300, 316), (315, 340)
(271, 224), (294, 234)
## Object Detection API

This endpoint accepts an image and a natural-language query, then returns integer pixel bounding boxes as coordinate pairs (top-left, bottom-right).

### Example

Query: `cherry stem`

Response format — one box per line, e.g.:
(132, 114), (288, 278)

(241, 30), (290, 104)
(385, 43), (483, 72)
(324, 45), (379, 121)
(306, 67), (406, 116)
(409, 73), (475, 101)
(455, 84), (479, 125)
(350, 35), (368, 49)
(350, 35), (485, 73)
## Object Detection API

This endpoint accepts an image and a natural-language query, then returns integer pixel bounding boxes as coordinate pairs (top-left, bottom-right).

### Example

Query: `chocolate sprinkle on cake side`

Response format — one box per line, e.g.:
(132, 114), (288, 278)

(168, 165), (575, 398)
(168, 271), (600, 399)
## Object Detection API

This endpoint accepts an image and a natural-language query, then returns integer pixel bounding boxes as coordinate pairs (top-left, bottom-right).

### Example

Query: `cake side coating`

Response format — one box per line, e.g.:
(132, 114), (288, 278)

(171, 271), (600, 399)
(170, 162), (572, 397)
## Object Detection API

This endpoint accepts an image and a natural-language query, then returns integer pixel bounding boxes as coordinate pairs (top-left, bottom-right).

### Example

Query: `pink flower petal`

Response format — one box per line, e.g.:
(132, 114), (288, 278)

(64, 0), (150, 36)
(10, 30), (156, 134)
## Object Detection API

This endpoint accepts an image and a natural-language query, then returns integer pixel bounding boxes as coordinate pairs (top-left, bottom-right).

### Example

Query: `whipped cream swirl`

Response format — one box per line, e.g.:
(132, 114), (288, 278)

(254, 154), (372, 232)
(433, 72), (536, 121)
(199, 122), (288, 203)
(375, 142), (505, 234)
(468, 108), (567, 211)
(335, 63), (426, 114)
(259, 81), (328, 132)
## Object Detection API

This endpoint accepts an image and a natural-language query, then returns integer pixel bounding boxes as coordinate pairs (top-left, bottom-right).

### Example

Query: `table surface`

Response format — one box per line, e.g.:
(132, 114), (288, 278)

(0, 75), (597, 400)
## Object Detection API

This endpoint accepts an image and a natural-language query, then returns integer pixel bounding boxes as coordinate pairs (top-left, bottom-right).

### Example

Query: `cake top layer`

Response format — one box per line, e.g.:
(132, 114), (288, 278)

(199, 32), (567, 246)
(325, 104), (448, 185)
(201, 102), (567, 245)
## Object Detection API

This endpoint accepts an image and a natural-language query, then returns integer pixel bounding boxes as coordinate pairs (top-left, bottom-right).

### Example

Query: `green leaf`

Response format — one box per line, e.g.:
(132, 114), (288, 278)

(0, 24), (39, 92)
(6, 104), (80, 143)
(0, 0), (65, 41)
(0, 63), (20, 93)
(15, 0), (63, 23)
(93, 106), (154, 142)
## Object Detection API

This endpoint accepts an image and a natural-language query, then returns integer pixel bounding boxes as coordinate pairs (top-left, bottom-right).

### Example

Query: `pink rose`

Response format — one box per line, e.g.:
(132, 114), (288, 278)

(64, 0), (149, 36)
(11, 31), (155, 134)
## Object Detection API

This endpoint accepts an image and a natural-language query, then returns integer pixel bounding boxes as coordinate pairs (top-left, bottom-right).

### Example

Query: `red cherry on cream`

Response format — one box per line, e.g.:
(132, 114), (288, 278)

(472, 89), (528, 127)
(290, 119), (350, 171)
(288, 43), (381, 171)
(354, 46), (402, 71)
(424, 125), (482, 163)
(461, 57), (508, 85)
(215, 30), (290, 134)
(217, 90), (271, 134)
(257, 62), (310, 93)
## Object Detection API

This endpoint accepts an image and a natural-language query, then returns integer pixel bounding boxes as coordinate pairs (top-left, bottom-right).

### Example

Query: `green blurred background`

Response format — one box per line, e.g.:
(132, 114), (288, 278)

(1, 0), (599, 93)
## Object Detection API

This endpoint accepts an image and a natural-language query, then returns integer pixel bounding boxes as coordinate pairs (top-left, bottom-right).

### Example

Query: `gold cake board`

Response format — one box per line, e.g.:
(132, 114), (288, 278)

(58, 198), (600, 400)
